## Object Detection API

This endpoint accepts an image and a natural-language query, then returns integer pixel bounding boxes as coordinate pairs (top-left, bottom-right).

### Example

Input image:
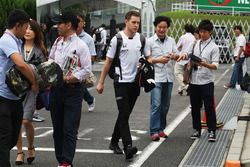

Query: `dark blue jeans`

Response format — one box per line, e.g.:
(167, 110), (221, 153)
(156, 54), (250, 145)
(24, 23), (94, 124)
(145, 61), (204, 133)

(50, 83), (83, 165)
(150, 82), (173, 135)
(0, 96), (23, 167)
(83, 87), (94, 105)
(230, 57), (245, 87)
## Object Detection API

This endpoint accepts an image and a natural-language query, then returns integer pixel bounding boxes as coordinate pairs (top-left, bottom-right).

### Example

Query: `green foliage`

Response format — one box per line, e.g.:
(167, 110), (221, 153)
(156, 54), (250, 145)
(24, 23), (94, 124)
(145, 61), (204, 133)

(0, 0), (16, 31)
(0, 0), (36, 34)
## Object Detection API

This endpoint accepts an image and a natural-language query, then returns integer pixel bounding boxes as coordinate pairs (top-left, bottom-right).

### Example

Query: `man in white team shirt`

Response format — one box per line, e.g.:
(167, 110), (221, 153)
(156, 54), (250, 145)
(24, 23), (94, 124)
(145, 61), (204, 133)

(175, 24), (195, 95)
(224, 25), (246, 89)
(96, 10), (150, 160)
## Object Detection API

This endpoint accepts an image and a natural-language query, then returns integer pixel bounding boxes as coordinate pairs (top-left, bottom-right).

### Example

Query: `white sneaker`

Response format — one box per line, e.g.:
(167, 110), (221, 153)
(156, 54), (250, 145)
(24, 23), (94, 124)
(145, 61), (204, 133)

(32, 113), (45, 122)
(88, 98), (95, 112)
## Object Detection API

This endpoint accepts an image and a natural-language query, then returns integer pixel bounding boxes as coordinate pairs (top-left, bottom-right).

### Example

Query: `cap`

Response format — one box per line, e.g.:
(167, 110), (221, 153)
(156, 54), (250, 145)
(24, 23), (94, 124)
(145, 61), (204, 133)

(51, 11), (77, 24)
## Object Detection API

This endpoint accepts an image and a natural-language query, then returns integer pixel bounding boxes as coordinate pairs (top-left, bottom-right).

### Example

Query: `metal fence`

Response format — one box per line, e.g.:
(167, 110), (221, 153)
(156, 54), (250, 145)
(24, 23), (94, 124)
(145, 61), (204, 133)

(168, 18), (250, 63)
(171, 2), (250, 16)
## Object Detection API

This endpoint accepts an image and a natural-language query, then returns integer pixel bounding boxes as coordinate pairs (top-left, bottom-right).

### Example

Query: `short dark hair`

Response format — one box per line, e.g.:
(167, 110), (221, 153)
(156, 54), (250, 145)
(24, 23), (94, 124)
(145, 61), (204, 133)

(7, 9), (30, 29)
(184, 24), (195, 34)
(198, 20), (213, 32)
(234, 25), (243, 33)
(125, 11), (141, 20)
(54, 11), (79, 30)
(100, 24), (106, 28)
(75, 12), (85, 21)
(153, 16), (171, 28)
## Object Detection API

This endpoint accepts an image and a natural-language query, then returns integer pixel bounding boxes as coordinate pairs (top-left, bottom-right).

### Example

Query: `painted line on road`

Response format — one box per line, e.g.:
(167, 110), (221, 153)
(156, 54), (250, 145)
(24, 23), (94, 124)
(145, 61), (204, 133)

(12, 147), (142, 154)
(215, 69), (229, 85)
(129, 69), (228, 167)
(78, 128), (94, 138)
(129, 106), (191, 167)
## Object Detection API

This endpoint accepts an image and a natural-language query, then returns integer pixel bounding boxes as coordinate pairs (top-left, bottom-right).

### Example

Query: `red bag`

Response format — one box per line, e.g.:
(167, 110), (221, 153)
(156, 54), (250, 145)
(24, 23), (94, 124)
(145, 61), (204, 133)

(244, 42), (250, 57)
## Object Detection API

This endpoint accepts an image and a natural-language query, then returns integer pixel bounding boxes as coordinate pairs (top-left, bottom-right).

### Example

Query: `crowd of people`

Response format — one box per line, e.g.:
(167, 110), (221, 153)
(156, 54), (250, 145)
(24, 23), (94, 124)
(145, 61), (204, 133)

(0, 8), (249, 167)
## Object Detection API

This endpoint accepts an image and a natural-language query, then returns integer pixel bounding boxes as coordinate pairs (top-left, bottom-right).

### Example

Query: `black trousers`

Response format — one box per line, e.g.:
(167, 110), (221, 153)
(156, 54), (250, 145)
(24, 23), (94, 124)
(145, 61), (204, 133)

(50, 83), (83, 165)
(111, 83), (140, 149)
(189, 82), (217, 132)
(0, 96), (23, 167)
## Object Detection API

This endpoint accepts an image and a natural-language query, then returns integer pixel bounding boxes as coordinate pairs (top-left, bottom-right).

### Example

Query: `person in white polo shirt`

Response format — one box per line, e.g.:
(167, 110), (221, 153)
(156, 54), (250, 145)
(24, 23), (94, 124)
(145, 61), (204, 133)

(179, 20), (220, 142)
(96, 10), (150, 160)
(224, 25), (246, 89)
(175, 24), (196, 96)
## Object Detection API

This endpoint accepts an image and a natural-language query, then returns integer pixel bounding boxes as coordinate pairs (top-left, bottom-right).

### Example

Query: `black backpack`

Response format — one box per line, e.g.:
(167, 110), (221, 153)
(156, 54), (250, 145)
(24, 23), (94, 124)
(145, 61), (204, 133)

(240, 72), (250, 91)
(95, 29), (102, 43)
(108, 33), (145, 81)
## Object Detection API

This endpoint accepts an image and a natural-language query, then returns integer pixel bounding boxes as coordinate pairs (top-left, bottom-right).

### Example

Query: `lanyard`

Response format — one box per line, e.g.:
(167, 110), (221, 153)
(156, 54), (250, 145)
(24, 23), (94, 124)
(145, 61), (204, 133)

(199, 40), (212, 57)
(4, 31), (22, 54)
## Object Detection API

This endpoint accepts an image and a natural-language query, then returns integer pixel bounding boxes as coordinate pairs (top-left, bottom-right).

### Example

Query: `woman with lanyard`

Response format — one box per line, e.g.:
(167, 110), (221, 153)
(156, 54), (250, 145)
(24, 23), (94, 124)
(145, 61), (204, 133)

(15, 19), (47, 165)
(179, 20), (220, 142)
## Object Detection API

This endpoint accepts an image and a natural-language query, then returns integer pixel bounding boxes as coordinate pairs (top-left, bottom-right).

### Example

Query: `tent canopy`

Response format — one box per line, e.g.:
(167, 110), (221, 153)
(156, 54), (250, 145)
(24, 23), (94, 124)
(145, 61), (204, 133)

(36, 0), (59, 7)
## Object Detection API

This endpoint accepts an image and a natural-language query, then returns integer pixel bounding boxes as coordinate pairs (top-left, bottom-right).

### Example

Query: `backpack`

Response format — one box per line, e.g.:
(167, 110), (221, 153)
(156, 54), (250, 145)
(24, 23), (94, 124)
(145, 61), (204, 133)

(244, 42), (250, 57)
(108, 33), (146, 81)
(245, 31), (250, 57)
(240, 72), (250, 91)
(95, 29), (102, 43)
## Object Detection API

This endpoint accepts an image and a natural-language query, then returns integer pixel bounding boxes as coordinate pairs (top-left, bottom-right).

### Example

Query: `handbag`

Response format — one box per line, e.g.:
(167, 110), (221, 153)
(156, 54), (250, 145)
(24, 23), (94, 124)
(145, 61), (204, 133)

(183, 41), (197, 84)
(83, 72), (97, 88)
(244, 42), (250, 57)
(183, 61), (193, 84)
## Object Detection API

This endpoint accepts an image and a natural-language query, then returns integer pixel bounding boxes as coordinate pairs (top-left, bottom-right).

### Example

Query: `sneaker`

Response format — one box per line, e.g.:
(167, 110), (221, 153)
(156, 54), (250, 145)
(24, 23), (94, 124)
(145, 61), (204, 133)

(159, 132), (168, 138)
(208, 131), (216, 142)
(88, 98), (95, 112)
(190, 130), (201, 140)
(32, 113), (45, 122)
(124, 145), (138, 160)
(223, 83), (234, 89)
(58, 162), (72, 167)
(109, 143), (123, 154)
(150, 133), (160, 141)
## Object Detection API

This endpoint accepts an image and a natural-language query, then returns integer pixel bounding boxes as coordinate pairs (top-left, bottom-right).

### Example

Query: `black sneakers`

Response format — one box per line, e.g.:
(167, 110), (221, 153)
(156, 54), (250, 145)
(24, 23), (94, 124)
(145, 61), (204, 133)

(208, 131), (216, 142)
(109, 143), (123, 154)
(124, 145), (138, 160)
(190, 130), (201, 140)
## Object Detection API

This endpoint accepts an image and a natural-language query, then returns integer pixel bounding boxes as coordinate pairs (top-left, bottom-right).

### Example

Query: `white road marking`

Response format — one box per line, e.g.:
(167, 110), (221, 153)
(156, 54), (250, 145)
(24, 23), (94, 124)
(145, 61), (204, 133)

(129, 69), (228, 167)
(12, 147), (142, 154)
(34, 127), (53, 138)
(105, 135), (140, 141)
(130, 130), (147, 134)
(78, 128), (94, 138)
(129, 106), (191, 167)
(215, 69), (229, 85)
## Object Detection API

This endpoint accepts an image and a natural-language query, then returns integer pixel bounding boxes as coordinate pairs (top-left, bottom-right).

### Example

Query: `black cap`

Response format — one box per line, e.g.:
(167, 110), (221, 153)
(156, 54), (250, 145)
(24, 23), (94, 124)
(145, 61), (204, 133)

(51, 11), (79, 30)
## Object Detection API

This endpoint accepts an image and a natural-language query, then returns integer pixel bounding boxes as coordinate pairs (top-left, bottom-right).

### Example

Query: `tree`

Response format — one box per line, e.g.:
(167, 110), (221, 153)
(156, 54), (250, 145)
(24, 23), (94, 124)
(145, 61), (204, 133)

(0, 0), (16, 32)
(0, 0), (36, 35)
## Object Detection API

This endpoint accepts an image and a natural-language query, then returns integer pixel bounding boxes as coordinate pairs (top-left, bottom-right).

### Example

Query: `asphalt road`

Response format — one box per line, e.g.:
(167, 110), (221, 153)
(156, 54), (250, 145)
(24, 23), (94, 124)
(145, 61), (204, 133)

(10, 63), (232, 167)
